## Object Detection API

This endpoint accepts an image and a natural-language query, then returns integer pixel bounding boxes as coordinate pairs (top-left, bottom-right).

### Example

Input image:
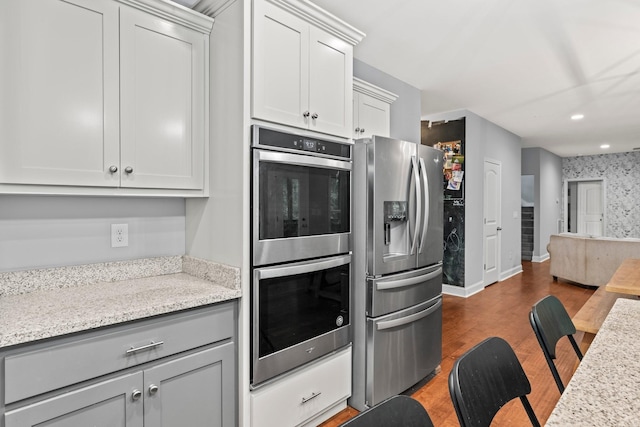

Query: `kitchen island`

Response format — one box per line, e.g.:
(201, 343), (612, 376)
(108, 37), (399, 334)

(546, 298), (640, 426)
(0, 256), (241, 426)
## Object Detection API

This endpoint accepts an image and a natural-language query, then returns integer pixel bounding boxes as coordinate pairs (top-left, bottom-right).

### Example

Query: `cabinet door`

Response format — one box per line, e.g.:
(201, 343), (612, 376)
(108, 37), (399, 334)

(4, 372), (143, 427)
(308, 27), (353, 138)
(252, 1), (310, 130)
(120, 7), (205, 190)
(355, 92), (391, 139)
(0, 0), (120, 187)
(144, 343), (235, 427)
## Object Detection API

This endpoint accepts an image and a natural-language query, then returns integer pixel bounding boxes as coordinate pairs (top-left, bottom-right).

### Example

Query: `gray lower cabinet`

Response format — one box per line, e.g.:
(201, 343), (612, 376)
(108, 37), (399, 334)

(144, 343), (234, 426)
(5, 373), (143, 427)
(1, 302), (236, 427)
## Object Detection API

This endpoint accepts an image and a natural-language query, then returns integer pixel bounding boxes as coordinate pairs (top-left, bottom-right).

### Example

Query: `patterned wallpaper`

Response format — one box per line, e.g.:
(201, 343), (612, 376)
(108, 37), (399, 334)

(563, 151), (640, 238)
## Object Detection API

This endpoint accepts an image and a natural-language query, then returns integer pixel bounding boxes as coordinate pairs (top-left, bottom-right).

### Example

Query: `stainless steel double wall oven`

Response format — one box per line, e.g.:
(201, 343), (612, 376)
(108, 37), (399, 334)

(250, 125), (352, 387)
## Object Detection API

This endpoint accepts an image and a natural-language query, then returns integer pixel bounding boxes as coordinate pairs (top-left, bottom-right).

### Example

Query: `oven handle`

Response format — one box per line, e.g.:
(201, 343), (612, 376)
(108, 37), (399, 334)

(255, 149), (352, 171)
(376, 267), (442, 291)
(256, 254), (351, 280)
(376, 299), (442, 331)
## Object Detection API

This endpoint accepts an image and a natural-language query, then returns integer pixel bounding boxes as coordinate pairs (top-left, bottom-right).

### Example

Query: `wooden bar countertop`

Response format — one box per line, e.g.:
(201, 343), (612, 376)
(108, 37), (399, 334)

(604, 258), (640, 295)
(573, 286), (635, 335)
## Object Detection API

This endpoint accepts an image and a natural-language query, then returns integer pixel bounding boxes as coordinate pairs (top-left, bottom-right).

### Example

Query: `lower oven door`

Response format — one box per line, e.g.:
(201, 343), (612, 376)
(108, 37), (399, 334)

(252, 254), (351, 387)
(365, 296), (442, 407)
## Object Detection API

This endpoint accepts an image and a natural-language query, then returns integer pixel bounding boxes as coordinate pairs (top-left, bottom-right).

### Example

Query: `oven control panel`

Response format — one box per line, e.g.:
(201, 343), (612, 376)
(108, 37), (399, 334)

(252, 125), (351, 159)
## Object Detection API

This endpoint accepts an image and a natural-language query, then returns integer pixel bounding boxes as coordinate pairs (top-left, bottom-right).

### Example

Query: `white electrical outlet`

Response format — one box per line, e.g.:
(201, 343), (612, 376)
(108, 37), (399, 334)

(111, 224), (129, 248)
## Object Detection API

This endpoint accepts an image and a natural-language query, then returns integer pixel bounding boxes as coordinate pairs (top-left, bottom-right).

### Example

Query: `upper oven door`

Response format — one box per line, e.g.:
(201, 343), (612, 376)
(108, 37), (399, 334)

(253, 149), (351, 266)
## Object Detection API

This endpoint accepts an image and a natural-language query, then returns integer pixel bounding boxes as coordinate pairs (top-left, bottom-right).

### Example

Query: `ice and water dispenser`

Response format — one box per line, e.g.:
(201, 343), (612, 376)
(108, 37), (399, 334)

(383, 201), (409, 259)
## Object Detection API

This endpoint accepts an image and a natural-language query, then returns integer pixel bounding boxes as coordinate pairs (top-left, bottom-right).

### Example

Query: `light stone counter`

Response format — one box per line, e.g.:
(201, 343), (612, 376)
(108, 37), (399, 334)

(0, 256), (241, 348)
(546, 298), (640, 426)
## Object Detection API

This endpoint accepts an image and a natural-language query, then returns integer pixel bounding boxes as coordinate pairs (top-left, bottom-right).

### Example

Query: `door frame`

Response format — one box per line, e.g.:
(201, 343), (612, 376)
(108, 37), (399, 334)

(563, 178), (606, 234)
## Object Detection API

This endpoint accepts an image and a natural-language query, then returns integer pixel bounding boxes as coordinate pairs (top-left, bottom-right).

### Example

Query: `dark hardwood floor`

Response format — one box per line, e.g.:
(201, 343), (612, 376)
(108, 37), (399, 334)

(320, 260), (594, 426)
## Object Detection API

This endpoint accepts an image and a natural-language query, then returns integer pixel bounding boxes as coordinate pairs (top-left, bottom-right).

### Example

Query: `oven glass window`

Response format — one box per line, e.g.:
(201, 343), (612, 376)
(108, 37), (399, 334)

(258, 263), (350, 358)
(259, 162), (350, 239)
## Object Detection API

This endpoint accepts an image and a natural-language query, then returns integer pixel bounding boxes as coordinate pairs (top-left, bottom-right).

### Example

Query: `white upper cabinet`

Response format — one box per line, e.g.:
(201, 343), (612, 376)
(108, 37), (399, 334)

(252, 0), (364, 139)
(0, 0), (120, 188)
(120, 6), (206, 190)
(0, 0), (212, 196)
(353, 78), (398, 140)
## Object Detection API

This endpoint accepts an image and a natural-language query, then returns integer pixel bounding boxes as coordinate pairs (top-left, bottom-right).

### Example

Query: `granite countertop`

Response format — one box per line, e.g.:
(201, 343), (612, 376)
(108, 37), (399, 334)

(545, 298), (640, 426)
(0, 256), (241, 348)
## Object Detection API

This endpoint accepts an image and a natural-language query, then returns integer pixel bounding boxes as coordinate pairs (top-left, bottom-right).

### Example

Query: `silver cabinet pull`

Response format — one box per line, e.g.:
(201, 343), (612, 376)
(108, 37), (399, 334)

(311, 113), (318, 119)
(303, 111), (310, 118)
(148, 384), (159, 395)
(109, 165), (118, 173)
(124, 166), (134, 174)
(125, 340), (164, 355)
(355, 127), (360, 133)
(301, 391), (321, 404)
(132, 389), (142, 401)
(360, 128), (365, 133)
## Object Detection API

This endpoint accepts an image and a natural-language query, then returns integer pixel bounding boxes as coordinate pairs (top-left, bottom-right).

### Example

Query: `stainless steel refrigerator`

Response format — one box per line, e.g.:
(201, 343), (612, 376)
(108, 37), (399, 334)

(351, 135), (443, 410)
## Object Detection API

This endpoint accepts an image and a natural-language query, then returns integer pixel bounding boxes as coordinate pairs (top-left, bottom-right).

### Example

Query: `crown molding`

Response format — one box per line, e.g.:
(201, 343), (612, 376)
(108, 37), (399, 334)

(266, 0), (365, 46)
(193, 0), (236, 17)
(353, 78), (398, 104)
(121, 0), (214, 33)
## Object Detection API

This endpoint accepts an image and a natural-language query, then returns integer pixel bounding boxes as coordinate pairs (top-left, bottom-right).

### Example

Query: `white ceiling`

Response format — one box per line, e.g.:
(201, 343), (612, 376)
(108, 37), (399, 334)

(311, 0), (640, 157)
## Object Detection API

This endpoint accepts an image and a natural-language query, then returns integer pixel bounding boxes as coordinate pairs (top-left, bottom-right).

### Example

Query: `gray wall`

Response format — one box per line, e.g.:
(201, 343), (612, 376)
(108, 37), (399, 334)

(563, 151), (640, 238)
(186, 0), (246, 268)
(0, 196), (185, 272)
(422, 109), (522, 290)
(521, 175), (534, 207)
(521, 147), (562, 260)
(354, 59), (421, 143)
(539, 149), (563, 255)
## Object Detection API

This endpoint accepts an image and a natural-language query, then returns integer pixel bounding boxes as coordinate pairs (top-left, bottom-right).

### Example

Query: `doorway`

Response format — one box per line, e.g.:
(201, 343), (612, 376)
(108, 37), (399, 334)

(521, 175), (534, 261)
(564, 179), (605, 236)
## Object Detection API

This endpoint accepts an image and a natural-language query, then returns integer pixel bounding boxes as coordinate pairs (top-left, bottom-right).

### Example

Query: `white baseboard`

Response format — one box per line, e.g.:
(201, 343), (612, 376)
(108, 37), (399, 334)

(442, 280), (484, 298)
(442, 268), (524, 298)
(499, 265), (523, 281)
(532, 253), (550, 263)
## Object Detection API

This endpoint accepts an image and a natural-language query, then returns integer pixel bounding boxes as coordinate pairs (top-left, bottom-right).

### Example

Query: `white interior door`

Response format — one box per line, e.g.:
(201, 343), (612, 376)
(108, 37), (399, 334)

(484, 160), (501, 286)
(577, 181), (604, 236)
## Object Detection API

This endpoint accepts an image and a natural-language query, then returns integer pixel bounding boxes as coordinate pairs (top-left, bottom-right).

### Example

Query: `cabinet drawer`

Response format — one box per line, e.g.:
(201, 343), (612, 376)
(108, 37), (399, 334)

(251, 347), (351, 427)
(5, 303), (233, 404)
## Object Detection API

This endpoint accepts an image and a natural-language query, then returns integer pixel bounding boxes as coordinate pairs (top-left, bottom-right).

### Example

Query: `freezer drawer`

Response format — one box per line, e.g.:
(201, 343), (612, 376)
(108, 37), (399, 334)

(367, 264), (442, 318)
(365, 296), (442, 408)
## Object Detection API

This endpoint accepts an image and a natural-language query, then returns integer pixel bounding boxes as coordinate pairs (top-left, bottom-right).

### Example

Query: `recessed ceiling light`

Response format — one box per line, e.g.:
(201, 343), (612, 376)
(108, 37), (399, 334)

(600, 144), (610, 149)
(571, 114), (584, 120)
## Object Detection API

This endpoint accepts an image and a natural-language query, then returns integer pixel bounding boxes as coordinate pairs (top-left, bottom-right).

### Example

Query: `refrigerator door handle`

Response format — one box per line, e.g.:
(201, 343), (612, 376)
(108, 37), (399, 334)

(410, 156), (421, 255)
(418, 157), (429, 253)
(376, 267), (443, 291)
(376, 299), (442, 330)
